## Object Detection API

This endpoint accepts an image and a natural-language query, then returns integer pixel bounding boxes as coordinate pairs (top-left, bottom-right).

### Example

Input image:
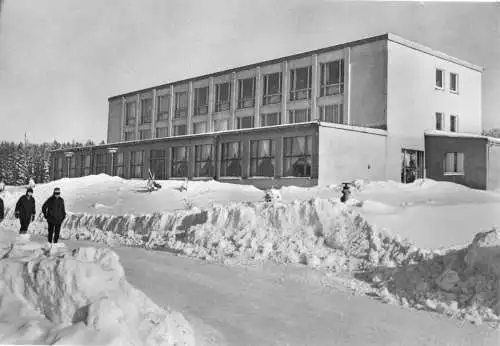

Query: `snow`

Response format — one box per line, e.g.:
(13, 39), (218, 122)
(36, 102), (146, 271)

(3, 175), (500, 343)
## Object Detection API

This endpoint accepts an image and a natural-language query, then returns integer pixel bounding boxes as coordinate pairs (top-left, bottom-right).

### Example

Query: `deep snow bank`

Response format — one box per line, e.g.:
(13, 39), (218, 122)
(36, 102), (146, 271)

(28, 198), (427, 272)
(0, 239), (195, 345)
(361, 228), (500, 325)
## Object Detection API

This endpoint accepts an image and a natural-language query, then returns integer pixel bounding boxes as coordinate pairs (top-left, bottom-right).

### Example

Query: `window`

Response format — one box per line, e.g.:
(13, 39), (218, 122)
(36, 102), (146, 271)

(450, 73), (458, 93)
(436, 69), (444, 89)
(290, 66), (312, 100)
(319, 104), (343, 124)
(289, 108), (311, 124)
(450, 115), (458, 132)
(56, 157), (63, 179)
(175, 92), (188, 118)
(113, 152), (124, 177)
(401, 149), (424, 183)
(80, 155), (91, 176)
(215, 82), (231, 112)
(444, 152), (464, 175)
(95, 153), (108, 175)
(236, 116), (254, 129)
(435, 112), (444, 130)
(213, 119), (229, 132)
(157, 94), (170, 120)
(68, 157), (76, 178)
(194, 86), (209, 115)
(320, 60), (344, 96)
(220, 142), (242, 177)
(193, 121), (208, 134)
(238, 78), (255, 109)
(171, 147), (188, 178)
(283, 136), (312, 177)
(139, 129), (151, 140)
(150, 150), (167, 180)
(263, 72), (282, 105)
(130, 151), (144, 178)
(250, 139), (276, 177)
(125, 131), (136, 141)
(173, 124), (187, 136)
(195, 144), (214, 177)
(260, 112), (281, 127)
(140, 98), (153, 124)
(156, 127), (168, 138)
(125, 102), (136, 126)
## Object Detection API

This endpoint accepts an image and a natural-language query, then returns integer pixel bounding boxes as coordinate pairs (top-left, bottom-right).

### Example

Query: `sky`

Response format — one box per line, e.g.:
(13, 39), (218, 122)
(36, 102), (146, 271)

(0, 0), (499, 144)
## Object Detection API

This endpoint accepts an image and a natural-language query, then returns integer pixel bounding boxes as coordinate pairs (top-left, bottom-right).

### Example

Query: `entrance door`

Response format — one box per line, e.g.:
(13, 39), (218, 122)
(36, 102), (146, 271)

(401, 149), (424, 183)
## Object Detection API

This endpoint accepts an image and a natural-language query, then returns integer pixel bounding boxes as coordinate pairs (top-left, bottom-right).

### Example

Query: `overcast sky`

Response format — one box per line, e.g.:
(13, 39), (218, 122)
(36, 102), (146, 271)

(0, 0), (499, 143)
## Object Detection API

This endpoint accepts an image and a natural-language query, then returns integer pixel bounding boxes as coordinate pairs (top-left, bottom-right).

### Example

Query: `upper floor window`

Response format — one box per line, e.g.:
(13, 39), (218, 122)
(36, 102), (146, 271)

(283, 136), (312, 177)
(213, 118), (229, 132)
(290, 66), (312, 101)
(250, 139), (276, 177)
(155, 127), (168, 138)
(319, 104), (343, 124)
(289, 108), (311, 124)
(220, 142), (242, 177)
(320, 60), (344, 96)
(157, 94), (170, 120)
(215, 82), (231, 112)
(263, 72), (282, 105)
(444, 152), (464, 175)
(193, 121), (208, 134)
(173, 124), (187, 136)
(450, 115), (458, 132)
(435, 112), (444, 130)
(140, 98), (152, 124)
(260, 112), (281, 127)
(238, 77), (255, 109)
(436, 69), (444, 89)
(450, 73), (459, 93)
(175, 92), (188, 118)
(236, 115), (254, 129)
(125, 102), (136, 126)
(124, 130), (135, 141)
(139, 129), (151, 140)
(194, 86), (209, 115)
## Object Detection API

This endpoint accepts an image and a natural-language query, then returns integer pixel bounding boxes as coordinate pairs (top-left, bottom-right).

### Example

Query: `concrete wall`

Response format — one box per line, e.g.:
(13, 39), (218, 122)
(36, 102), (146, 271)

(386, 40), (482, 182)
(107, 99), (123, 143)
(348, 40), (388, 129)
(317, 124), (387, 186)
(487, 144), (500, 190)
(425, 135), (487, 190)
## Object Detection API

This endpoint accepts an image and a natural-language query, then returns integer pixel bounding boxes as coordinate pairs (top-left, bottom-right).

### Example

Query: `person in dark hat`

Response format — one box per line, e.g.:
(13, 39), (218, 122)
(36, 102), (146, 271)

(14, 187), (36, 236)
(42, 187), (66, 245)
(340, 183), (351, 203)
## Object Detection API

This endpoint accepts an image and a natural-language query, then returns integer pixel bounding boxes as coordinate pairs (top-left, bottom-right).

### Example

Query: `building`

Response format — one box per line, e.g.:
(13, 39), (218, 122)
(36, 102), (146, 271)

(51, 33), (487, 189)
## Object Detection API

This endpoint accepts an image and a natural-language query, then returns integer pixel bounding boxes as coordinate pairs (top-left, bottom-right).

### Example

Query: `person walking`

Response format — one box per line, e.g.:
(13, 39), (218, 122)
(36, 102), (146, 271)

(42, 187), (66, 246)
(14, 187), (36, 238)
(0, 194), (4, 224)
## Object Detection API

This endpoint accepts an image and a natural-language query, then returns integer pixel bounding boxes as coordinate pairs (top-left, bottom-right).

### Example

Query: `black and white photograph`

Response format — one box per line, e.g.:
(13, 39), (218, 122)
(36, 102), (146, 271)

(1, 0), (500, 345)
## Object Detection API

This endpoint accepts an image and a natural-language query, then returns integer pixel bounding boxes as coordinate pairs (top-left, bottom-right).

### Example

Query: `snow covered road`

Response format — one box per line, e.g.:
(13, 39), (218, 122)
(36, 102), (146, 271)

(50, 236), (500, 346)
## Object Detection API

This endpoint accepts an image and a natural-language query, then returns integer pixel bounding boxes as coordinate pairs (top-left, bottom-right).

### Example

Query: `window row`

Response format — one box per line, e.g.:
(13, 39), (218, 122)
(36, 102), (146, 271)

(435, 112), (459, 132)
(124, 60), (345, 125)
(54, 136), (314, 180)
(435, 69), (459, 93)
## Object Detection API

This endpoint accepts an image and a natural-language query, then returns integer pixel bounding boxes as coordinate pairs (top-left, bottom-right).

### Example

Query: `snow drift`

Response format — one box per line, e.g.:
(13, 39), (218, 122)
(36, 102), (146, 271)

(0, 240), (195, 345)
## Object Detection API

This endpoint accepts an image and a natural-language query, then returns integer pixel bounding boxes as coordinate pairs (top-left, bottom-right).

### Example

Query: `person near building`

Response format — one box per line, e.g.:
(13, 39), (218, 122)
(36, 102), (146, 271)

(42, 187), (67, 245)
(14, 187), (36, 237)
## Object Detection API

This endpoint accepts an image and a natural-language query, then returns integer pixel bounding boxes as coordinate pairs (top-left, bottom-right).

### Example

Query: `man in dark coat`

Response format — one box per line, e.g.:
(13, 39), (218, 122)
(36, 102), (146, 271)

(0, 196), (4, 223)
(15, 187), (36, 234)
(42, 187), (66, 244)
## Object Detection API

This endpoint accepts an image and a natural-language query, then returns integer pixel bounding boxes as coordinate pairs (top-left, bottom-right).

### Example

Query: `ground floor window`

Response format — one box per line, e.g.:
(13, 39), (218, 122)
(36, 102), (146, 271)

(68, 156), (76, 178)
(130, 151), (144, 178)
(288, 108), (311, 124)
(171, 146), (188, 178)
(283, 136), (312, 177)
(195, 144), (214, 177)
(95, 153), (108, 175)
(113, 152), (124, 177)
(80, 154), (91, 176)
(150, 149), (167, 179)
(443, 152), (464, 175)
(220, 142), (242, 177)
(401, 149), (424, 183)
(140, 129), (152, 140)
(250, 139), (276, 177)
(319, 104), (343, 124)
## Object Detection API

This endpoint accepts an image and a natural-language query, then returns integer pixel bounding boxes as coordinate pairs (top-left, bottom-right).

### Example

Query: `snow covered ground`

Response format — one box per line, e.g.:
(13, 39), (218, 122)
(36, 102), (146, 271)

(2, 175), (500, 345)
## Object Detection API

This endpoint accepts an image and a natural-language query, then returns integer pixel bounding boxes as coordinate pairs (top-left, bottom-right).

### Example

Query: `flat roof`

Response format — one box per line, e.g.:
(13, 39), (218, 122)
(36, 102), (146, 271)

(108, 33), (483, 101)
(425, 130), (500, 144)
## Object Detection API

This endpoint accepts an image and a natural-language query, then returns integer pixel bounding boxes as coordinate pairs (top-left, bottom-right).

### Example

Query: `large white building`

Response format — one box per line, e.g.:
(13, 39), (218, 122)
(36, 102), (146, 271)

(52, 33), (487, 189)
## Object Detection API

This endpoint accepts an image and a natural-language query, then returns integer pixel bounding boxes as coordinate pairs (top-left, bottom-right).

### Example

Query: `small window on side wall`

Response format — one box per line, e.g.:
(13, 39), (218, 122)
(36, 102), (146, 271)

(443, 152), (464, 175)
(436, 69), (444, 89)
(435, 112), (444, 130)
(450, 115), (458, 132)
(450, 73), (459, 93)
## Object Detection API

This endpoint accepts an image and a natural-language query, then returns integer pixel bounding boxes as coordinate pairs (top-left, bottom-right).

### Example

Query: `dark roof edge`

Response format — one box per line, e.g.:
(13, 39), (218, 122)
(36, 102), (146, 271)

(107, 33), (389, 101)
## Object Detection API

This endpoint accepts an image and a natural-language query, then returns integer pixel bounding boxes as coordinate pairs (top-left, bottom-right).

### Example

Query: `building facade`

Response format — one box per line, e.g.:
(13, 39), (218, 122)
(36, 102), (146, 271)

(51, 33), (485, 189)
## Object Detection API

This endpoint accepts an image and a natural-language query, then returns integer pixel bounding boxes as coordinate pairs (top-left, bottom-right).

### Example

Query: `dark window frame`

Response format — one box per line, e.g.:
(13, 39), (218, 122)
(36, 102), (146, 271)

(215, 82), (231, 112)
(194, 144), (215, 178)
(175, 91), (188, 118)
(220, 142), (242, 177)
(283, 136), (313, 177)
(171, 146), (189, 178)
(194, 86), (209, 115)
(320, 60), (345, 96)
(250, 139), (276, 177)
(290, 66), (312, 101)
(263, 72), (282, 105)
(238, 77), (256, 109)
(129, 151), (144, 179)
